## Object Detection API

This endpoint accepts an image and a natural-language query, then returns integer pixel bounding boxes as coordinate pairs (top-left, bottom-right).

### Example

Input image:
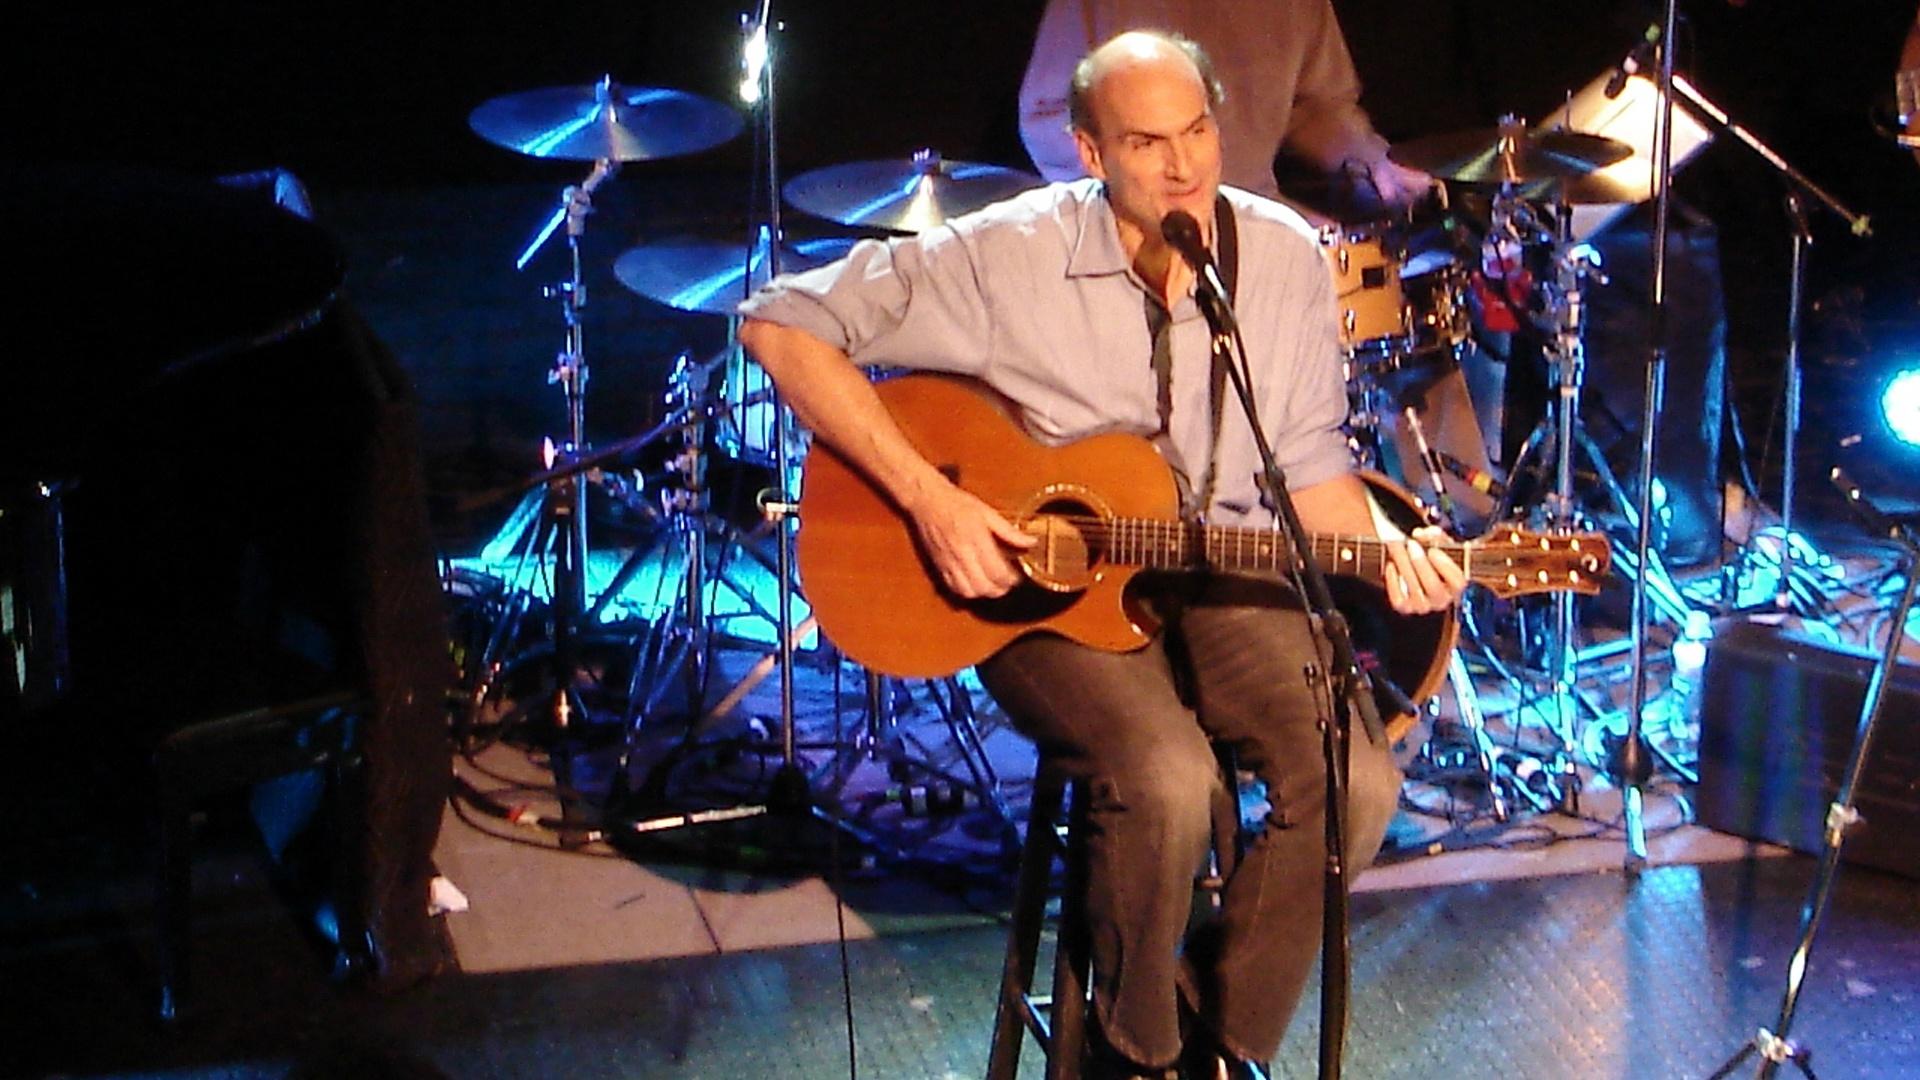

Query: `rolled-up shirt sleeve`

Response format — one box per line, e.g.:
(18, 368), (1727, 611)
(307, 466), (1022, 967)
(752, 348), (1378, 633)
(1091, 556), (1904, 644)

(1259, 238), (1353, 497)
(738, 226), (995, 378)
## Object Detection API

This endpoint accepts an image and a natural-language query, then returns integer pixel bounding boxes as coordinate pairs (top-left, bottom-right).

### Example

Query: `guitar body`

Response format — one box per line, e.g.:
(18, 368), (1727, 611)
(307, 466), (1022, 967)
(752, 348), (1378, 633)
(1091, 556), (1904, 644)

(798, 375), (1176, 678)
(797, 375), (1458, 739)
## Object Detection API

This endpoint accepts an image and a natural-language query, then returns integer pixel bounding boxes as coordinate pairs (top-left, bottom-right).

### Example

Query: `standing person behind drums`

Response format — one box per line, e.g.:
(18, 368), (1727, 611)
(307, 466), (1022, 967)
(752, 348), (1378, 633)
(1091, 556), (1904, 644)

(741, 31), (1465, 1079)
(1018, 0), (1430, 216)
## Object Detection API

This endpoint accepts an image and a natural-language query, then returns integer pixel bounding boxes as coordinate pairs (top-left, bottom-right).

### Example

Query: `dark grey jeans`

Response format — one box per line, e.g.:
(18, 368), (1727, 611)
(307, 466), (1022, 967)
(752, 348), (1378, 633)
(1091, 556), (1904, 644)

(977, 577), (1402, 1069)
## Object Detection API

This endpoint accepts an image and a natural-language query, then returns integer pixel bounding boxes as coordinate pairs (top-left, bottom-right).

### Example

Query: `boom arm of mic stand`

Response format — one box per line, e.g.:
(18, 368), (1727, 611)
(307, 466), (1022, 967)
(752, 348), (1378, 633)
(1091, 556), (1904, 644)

(1669, 74), (1871, 237)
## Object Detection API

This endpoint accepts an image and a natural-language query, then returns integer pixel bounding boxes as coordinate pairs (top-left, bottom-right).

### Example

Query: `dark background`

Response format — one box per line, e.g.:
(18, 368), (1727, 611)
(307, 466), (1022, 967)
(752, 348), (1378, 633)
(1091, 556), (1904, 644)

(8, 0), (1919, 531)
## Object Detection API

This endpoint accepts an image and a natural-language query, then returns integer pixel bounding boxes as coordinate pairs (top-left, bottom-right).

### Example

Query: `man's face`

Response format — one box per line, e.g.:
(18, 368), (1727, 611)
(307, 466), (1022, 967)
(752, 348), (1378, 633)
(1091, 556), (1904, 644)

(1073, 53), (1223, 245)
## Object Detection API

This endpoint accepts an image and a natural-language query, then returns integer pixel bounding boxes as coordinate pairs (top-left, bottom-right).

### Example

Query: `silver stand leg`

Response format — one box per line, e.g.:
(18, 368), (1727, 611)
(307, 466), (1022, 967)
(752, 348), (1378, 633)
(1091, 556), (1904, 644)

(1708, 482), (1914, 1080)
(1443, 648), (1509, 823)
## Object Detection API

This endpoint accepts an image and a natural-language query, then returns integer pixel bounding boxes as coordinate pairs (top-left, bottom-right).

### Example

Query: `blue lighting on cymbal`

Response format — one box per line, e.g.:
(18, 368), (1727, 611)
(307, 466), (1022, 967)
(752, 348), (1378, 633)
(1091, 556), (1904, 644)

(1883, 367), (1920, 447)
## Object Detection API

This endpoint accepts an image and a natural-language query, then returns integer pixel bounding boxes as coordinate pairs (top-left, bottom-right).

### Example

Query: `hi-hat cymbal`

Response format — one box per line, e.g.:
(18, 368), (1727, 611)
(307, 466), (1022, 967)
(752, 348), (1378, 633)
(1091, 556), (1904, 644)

(469, 77), (742, 161)
(1392, 125), (1634, 186)
(613, 236), (858, 315)
(783, 150), (1040, 233)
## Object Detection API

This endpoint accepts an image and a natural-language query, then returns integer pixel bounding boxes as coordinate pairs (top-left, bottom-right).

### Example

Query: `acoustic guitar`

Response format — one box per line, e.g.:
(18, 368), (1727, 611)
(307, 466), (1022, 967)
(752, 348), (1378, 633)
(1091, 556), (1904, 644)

(796, 375), (1608, 726)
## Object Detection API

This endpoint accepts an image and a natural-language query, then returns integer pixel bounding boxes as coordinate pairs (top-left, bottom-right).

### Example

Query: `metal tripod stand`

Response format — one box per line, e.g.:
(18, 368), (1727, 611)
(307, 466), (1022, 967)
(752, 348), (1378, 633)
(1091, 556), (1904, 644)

(1706, 473), (1917, 1078)
(1483, 180), (1703, 823)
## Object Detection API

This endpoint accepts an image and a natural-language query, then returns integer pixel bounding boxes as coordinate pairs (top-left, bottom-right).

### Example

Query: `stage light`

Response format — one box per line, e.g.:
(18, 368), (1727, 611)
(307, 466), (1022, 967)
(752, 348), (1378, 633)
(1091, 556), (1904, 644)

(1882, 367), (1920, 447)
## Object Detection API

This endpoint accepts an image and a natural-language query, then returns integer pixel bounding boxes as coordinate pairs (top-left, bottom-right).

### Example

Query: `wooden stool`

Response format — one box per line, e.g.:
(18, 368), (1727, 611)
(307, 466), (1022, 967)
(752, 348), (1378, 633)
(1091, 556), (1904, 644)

(987, 749), (1241, 1079)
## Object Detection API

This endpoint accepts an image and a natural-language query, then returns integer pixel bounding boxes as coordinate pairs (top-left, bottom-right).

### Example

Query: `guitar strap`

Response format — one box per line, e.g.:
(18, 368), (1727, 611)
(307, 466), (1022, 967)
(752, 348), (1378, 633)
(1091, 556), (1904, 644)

(1146, 192), (1238, 518)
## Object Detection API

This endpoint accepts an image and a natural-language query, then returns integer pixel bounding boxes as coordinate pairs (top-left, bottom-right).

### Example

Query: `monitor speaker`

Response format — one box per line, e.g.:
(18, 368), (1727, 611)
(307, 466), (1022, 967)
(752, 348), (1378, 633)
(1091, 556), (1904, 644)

(1696, 619), (1920, 880)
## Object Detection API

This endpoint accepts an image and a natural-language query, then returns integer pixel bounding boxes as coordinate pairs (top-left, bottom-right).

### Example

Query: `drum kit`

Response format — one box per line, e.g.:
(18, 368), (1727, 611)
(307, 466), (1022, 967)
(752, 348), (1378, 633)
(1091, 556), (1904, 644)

(451, 44), (1045, 850)
(1318, 114), (1693, 819)
(447, 36), (1701, 845)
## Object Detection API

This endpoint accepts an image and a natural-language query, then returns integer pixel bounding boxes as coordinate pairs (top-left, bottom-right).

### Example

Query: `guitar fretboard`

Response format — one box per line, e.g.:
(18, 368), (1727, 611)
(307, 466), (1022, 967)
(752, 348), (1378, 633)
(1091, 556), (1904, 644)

(1092, 516), (1474, 586)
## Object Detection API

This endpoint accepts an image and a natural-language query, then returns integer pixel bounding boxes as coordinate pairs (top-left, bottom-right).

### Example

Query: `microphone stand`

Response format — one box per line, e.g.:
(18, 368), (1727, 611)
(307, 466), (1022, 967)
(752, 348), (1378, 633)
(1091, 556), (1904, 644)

(1182, 242), (1384, 1080)
(1705, 470), (1918, 1079)
(1620, 4), (1873, 874)
(1619, 0), (1683, 875)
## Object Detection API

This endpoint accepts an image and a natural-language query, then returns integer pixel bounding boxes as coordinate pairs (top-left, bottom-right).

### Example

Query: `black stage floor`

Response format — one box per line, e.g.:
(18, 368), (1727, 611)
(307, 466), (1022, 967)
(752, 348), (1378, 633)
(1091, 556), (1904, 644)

(6, 823), (1917, 1079)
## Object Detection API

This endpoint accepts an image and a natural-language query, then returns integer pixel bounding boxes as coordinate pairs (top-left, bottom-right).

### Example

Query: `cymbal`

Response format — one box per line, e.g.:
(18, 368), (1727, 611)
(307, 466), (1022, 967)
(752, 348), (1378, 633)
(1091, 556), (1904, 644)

(783, 150), (1040, 233)
(1552, 168), (1655, 206)
(613, 236), (858, 315)
(469, 77), (742, 161)
(1392, 126), (1633, 186)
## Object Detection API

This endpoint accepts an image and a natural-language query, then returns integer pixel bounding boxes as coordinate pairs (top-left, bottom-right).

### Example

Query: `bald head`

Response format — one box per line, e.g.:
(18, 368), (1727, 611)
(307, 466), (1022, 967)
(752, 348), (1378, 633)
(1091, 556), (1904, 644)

(1068, 30), (1223, 139)
(1064, 29), (1226, 260)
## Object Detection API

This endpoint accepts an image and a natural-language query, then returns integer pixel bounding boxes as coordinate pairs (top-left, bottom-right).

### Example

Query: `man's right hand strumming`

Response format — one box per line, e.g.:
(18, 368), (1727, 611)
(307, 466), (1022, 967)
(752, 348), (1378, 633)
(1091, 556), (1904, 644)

(900, 481), (1037, 600)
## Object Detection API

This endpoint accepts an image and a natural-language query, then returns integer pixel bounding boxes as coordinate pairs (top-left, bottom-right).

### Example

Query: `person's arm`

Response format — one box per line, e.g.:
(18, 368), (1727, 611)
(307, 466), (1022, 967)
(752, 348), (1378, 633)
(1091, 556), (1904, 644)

(737, 319), (1035, 599)
(1280, 0), (1431, 206)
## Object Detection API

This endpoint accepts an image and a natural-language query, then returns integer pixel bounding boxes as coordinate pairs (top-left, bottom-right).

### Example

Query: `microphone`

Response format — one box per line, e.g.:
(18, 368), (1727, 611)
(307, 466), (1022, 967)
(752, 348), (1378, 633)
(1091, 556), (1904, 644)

(1160, 210), (1236, 330)
(1830, 466), (1907, 537)
(1434, 450), (1508, 500)
(1604, 23), (1662, 99)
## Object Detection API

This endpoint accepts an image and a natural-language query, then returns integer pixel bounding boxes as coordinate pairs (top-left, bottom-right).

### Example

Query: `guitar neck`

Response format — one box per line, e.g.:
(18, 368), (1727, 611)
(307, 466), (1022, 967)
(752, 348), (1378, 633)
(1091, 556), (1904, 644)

(1107, 516), (1469, 586)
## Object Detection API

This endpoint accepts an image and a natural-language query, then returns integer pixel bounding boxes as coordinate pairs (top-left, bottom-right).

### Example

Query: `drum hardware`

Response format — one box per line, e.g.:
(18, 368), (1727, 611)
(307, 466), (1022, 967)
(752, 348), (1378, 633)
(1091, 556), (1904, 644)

(610, 231), (855, 474)
(611, 233), (857, 318)
(459, 77), (746, 843)
(467, 77), (743, 163)
(1389, 118), (1633, 189)
(1321, 217), (1521, 816)
(591, 2), (878, 851)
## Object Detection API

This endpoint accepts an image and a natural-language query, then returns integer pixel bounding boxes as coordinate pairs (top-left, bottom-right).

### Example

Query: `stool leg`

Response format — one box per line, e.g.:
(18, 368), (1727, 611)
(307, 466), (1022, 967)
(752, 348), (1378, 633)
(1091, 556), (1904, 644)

(1046, 781), (1090, 1080)
(987, 769), (1066, 1080)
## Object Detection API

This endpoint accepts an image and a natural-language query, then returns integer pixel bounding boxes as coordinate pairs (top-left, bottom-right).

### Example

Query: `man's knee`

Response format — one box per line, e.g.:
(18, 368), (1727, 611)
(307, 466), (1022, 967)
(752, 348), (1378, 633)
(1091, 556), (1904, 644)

(1091, 739), (1220, 842)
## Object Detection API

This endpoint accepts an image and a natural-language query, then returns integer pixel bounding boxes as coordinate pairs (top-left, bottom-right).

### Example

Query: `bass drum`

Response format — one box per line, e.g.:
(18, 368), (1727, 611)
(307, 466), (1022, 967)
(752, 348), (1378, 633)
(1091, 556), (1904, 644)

(714, 343), (810, 470)
(1329, 470), (1459, 755)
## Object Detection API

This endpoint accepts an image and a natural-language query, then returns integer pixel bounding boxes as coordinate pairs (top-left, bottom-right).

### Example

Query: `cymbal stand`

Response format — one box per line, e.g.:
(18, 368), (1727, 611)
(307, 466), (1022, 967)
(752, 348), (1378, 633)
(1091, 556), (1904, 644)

(1775, 192), (1813, 613)
(1331, 249), (1510, 820)
(1505, 185), (1598, 816)
(507, 158), (617, 840)
(605, 352), (716, 722)
(1706, 473), (1917, 1079)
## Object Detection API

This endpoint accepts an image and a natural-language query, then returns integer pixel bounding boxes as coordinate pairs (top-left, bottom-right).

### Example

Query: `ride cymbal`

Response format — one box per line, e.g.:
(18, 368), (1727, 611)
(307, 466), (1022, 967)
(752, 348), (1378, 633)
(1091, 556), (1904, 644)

(783, 150), (1040, 233)
(469, 77), (742, 161)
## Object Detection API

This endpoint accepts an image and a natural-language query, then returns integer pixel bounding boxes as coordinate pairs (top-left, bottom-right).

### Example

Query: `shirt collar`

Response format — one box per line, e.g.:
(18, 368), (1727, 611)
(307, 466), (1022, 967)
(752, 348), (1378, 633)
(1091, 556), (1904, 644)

(1064, 180), (1133, 279)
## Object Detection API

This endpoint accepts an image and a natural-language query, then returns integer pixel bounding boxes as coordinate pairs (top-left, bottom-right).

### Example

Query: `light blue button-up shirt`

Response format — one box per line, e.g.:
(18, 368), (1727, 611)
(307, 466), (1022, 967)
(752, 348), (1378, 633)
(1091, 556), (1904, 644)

(740, 179), (1352, 527)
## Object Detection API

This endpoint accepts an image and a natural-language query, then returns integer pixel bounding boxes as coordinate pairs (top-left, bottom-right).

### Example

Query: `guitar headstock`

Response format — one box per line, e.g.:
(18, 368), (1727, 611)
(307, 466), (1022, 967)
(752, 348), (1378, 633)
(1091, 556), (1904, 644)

(1469, 528), (1611, 598)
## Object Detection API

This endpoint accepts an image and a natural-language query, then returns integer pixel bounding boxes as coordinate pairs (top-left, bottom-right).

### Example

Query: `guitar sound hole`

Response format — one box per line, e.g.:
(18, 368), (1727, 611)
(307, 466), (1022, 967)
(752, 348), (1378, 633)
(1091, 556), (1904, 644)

(1024, 496), (1108, 582)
